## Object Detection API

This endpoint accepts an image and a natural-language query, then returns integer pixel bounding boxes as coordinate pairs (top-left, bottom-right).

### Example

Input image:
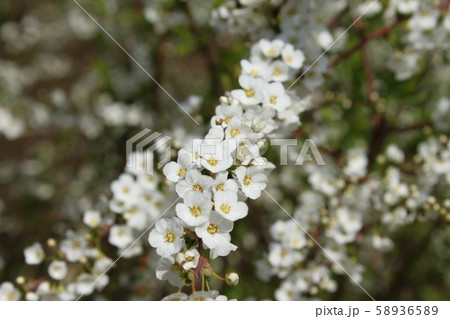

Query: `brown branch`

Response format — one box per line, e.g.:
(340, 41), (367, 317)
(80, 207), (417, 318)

(327, 4), (349, 29)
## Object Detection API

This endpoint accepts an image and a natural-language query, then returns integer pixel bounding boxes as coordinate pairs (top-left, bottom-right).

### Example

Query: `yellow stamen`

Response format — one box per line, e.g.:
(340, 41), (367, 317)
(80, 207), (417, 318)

(230, 128), (240, 137)
(190, 206), (201, 217)
(192, 184), (203, 192)
(165, 231), (176, 243)
(207, 224), (219, 234)
(207, 158), (218, 167)
(221, 204), (231, 214)
(245, 89), (255, 98)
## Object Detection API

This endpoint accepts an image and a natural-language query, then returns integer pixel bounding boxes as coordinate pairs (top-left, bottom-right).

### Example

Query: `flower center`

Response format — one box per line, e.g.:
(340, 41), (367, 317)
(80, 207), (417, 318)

(268, 49), (276, 56)
(186, 256), (195, 262)
(165, 231), (176, 243)
(220, 204), (231, 214)
(192, 184), (203, 192)
(190, 206), (201, 217)
(7, 293), (15, 301)
(245, 88), (255, 98)
(225, 116), (231, 124)
(207, 224), (219, 234)
(250, 70), (259, 76)
(122, 187), (129, 194)
(72, 241), (80, 249)
(230, 128), (240, 137)
(207, 158), (218, 167)
(273, 68), (281, 76)
(215, 184), (224, 191)
(270, 96), (277, 104)
(177, 167), (187, 176)
(285, 56), (293, 63)
(243, 175), (251, 186)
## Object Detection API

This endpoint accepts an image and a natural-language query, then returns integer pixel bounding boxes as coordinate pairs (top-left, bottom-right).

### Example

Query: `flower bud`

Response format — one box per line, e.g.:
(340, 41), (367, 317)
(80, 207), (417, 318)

(16, 276), (25, 285)
(47, 238), (57, 248)
(225, 272), (239, 286)
(187, 271), (196, 282)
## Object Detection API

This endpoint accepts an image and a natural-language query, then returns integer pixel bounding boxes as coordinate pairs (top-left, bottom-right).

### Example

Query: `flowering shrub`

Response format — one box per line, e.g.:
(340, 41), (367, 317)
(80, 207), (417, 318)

(0, 0), (449, 301)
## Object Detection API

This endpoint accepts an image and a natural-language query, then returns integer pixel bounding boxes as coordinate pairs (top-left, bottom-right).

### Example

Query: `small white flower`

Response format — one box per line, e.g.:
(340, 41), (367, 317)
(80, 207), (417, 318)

(149, 217), (184, 257)
(234, 166), (268, 199)
(198, 140), (234, 173)
(0, 282), (20, 301)
(211, 103), (243, 128)
(163, 153), (193, 183)
(175, 169), (213, 198)
(258, 39), (284, 58)
(24, 242), (45, 265)
(231, 75), (265, 105)
(83, 210), (101, 228)
(240, 59), (271, 81)
(181, 248), (200, 270)
(176, 191), (212, 227)
(60, 232), (86, 262)
(281, 44), (305, 69)
(48, 261), (68, 280)
(386, 144), (405, 163)
(156, 257), (183, 287)
(111, 173), (139, 204)
(212, 172), (239, 193)
(108, 225), (133, 248)
(262, 82), (292, 111)
(214, 190), (248, 221)
(162, 292), (188, 301)
(270, 60), (289, 82)
(195, 211), (233, 250)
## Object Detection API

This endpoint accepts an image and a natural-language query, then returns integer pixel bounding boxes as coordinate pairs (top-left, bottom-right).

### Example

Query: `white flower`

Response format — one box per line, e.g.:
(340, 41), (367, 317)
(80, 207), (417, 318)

(396, 0), (419, 15)
(163, 153), (193, 182)
(240, 59), (271, 81)
(262, 82), (291, 111)
(386, 144), (405, 163)
(111, 173), (139, 204)
(281, 43), (305, 69)
(198, 140), (234, 173)
(156, 257), (183, 287)
(148, 217), (184, 257)
(195, 211), (233, 250)
(214, 190), (248, 221)
(83, 210), (101, 228)
(270, 61), (289, 82)
(258, 39), (284, 58)
(175, 169), (213, 198)
(268, 243), (303, 268)
(231, 75), (265, 105)
(188, 290), (219, 301)
(224, 118), (255, 143)
(162, 292), (188, 301)
(234, 166), (268, 199)
(181, 248), (200, 270)
(24, 242), (45, 265)
(108, 225), (133, 248)
(211, 103), (243, 128)
(343, 149), (368, 179)
(60, 232), (86, 262)
(48, 261), (68, 280)
(176, 191), (212, 227)
(0, 282), (20, 301)
(212, 172), (239, 193)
